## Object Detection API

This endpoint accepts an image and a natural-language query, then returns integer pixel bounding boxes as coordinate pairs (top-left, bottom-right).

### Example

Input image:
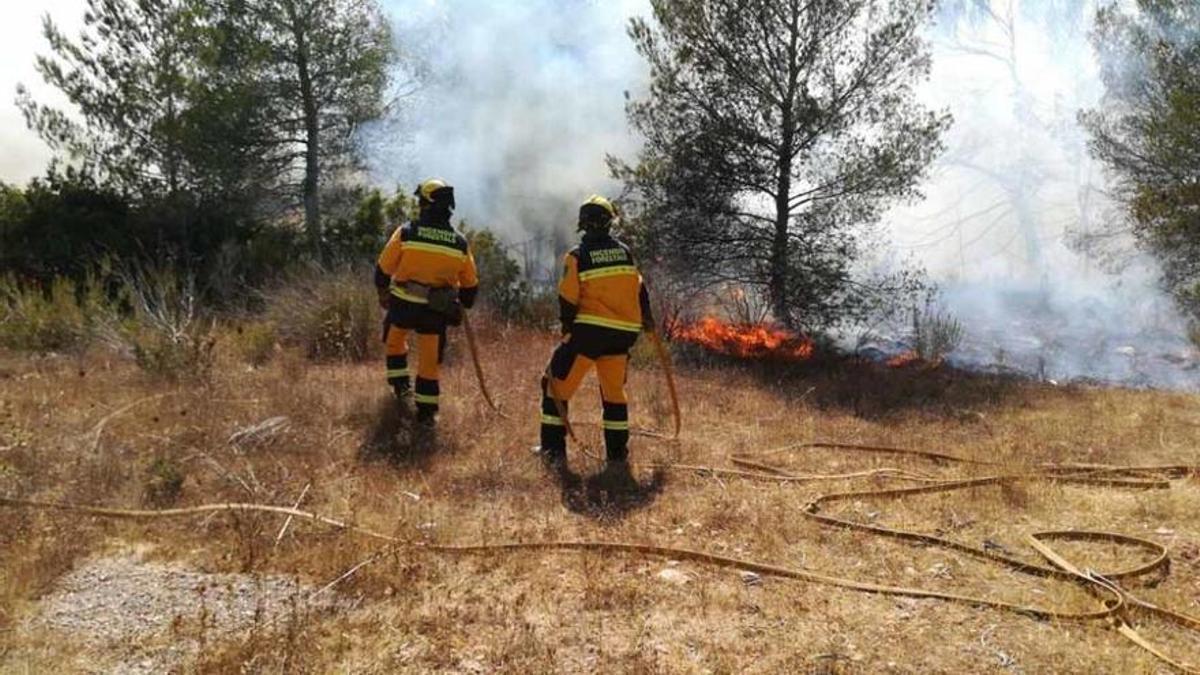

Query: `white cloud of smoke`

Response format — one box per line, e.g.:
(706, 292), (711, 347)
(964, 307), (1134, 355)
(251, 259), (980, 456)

(364, 0), (649, 276)
(363, 0), (1196, 388)
(880, 1), (1199, 389)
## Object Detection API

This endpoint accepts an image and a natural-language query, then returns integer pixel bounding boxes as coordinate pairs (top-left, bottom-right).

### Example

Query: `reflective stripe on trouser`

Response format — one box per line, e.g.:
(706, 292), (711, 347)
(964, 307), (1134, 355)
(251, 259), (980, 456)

(539, 349), (594, 454)
(596, 355), (630, 461)
(414, 332), (442, 416)
(538, 348), (631, 460)
(602, 402), (629, 462)
(384, 325), (411, 388)
(415, 376), (440, 415)
(539, 388), (568, 454)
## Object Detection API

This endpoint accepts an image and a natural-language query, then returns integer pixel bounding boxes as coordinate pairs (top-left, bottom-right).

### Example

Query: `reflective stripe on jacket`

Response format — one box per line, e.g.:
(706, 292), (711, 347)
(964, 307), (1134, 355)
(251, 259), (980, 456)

(376, 219), (479, 303)
(559, 233), (651, 334)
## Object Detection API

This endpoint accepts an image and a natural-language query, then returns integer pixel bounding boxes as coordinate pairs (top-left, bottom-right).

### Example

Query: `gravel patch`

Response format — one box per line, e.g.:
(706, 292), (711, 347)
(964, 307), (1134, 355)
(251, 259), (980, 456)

(26, 546), (344, 673)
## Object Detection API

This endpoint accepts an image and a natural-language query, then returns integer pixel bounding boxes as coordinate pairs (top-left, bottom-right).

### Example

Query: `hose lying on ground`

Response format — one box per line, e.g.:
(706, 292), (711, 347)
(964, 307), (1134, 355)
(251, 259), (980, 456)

(3, 443), (1199, 672)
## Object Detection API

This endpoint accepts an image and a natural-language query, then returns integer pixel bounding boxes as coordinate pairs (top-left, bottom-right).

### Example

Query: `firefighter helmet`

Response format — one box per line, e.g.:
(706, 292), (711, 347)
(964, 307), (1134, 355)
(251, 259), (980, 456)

(414, 178), (455, 210)
(578, 194), (617, 231)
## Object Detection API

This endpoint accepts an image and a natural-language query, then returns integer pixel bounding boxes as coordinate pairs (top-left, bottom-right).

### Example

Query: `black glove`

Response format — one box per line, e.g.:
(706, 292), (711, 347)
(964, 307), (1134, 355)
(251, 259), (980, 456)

(559, 297), (578, 336)
(459, 285), (478, 310)
(639, 285), (655, 332)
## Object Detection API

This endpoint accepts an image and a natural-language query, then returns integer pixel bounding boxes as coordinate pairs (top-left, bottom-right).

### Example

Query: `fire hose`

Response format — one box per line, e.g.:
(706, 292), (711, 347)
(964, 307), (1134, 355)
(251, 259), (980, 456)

(648, 331), (681, 439)
(460, 310), (504, 416)
(3, 444), (1198, 671)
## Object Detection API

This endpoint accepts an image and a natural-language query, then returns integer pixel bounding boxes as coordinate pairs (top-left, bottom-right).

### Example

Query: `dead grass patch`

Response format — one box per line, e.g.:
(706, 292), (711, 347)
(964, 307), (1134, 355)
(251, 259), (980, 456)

(1, 322), (1199, 671)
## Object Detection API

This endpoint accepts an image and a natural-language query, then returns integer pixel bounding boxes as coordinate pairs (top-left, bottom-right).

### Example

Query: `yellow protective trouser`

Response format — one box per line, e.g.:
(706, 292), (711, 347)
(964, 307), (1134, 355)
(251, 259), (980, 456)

(385, 326), (442, 415)
(541, 350), (629, 461)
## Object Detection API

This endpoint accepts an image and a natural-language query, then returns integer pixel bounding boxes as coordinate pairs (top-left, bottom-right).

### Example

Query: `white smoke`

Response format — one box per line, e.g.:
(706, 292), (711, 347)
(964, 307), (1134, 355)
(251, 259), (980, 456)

(879, 1), (1200, 389)
(364, 0), (649, 278)
(363, 0), (1200, 389)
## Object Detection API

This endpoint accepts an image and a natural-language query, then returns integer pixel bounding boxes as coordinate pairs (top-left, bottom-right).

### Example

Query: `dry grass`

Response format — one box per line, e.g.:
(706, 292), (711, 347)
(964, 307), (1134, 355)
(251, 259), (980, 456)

(1, 313), (1199, 673)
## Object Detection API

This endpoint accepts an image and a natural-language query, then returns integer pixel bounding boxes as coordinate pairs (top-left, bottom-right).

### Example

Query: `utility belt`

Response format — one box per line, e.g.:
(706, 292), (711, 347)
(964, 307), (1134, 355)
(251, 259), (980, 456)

(392, 280), (463, 325)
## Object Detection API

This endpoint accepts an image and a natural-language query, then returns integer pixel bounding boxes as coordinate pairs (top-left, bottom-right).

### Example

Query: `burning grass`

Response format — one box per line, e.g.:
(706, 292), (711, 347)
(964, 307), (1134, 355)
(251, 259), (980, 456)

(672, 317), (814, 361)
(1, 315), (1199, 672)
(886, 350), (923, 368)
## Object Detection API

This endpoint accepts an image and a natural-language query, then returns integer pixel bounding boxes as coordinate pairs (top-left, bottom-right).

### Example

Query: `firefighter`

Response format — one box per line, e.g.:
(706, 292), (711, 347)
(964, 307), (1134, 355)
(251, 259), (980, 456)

(375, 178), (479, 425)
(538, 195), (654, 468)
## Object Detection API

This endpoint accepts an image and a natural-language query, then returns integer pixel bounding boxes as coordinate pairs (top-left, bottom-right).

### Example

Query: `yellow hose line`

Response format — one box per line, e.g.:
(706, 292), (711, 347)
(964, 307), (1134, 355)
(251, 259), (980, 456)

(461, 311), (506, 417)
(648, 331), (681, 439)
(0, 496), (1130, 624)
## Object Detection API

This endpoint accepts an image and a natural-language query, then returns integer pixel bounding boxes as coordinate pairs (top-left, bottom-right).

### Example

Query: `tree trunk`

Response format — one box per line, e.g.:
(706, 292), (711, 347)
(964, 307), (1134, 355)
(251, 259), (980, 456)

(770, 1), (802, 329)
(771, 136), (793, 327)
(295, 27), (322, 256)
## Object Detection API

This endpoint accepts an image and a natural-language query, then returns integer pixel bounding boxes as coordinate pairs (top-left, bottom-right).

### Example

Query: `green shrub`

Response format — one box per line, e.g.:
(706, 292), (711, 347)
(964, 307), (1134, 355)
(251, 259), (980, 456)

(911, 303), (964, 363)
(0, 275), (110, 352)
(0, 171), (131, 284)
(109, 268), (217, 381)
(463, 225), (559, 328)
(0, 266), (220, 379)
(127, 327), (217, 381)
(519, 287), (560, 330)
(268, 266), (379, 362)
(325, 188), (387, 262)
(143, 456), (184, 507)
(464, 227), (527, 312)
(324, 186), (416, 262)
(235, 321), (278, 367)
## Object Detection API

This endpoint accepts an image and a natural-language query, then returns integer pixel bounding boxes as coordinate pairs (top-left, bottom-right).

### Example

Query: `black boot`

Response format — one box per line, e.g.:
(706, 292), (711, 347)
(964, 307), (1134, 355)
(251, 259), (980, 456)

(605, 444), (629, 464)
(598, 457), (637, 495)
(392, 382), (411, 413)
(532, 445), (567, 471)
(600, 442), (635, 492)
(415, 407), (436, 427)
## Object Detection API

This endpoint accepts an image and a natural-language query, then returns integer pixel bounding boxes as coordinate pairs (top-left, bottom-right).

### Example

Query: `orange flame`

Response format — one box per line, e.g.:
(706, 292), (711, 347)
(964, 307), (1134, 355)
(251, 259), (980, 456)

(887, 351), (944, 369)
(673, 317), (814, 361)
(886, 351), (921, 368)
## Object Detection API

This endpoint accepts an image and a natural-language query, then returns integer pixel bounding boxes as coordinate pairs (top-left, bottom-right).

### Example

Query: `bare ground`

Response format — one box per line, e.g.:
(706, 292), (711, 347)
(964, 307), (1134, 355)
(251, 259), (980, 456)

(12, 544), (344, 673)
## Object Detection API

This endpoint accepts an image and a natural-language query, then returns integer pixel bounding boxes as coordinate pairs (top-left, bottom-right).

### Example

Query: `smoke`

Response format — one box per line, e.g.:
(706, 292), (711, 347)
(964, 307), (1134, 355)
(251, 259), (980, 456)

(364, 0), (649, 277)
(876, 1), (1200, 390)
(363, 0), (1200, 389)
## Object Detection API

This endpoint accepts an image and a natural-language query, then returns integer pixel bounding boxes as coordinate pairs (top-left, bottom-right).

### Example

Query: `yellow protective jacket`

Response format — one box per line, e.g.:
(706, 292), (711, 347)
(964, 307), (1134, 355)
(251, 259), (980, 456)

(375, 218), (479, 307)
(559, 232), (653, 334)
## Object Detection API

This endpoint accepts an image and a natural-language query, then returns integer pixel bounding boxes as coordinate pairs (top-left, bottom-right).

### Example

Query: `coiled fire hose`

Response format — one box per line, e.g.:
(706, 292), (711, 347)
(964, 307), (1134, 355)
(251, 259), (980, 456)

(3, 441), (1198, 671)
